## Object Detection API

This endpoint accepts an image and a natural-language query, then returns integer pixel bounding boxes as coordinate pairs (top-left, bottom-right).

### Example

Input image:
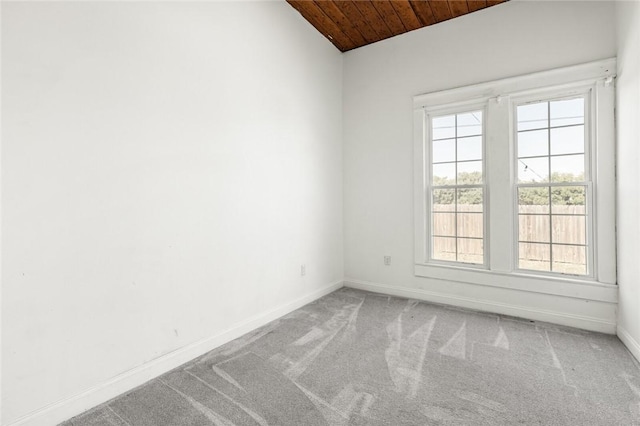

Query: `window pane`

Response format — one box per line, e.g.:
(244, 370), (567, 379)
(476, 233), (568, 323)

(550, 125), (584, 155)
(550, 98), (584, 128)
(433, 189), (455, 211)
(518, 157), (549, 183)
(433, 237), (456, 261)
(457, 161), (482, 184)
(552, 215), (586, 245)
(519, 214), (550, 243)
(457, 111), (482, 137)
(430, 109), (484, 267)
(432, 115), (455, 140)
(457, 238), (483, 264)
(551, 154), (584, 181)
(519, 242), (550, 271)
(458, 213), (483, 238)
(433, 212), (455, 237)
(518, 102), (548, 131)
(551, 186), (586, 215)
(513, 96), (590, 277)
(518, 129), (548, 158)
(432, 138), (456, 163)
(518, 187), (550, 214)
(433, 163), (456, 185)
(457, 188), (483, 212)
(457, 136), (482, 161)
(552, 245), (586, 275)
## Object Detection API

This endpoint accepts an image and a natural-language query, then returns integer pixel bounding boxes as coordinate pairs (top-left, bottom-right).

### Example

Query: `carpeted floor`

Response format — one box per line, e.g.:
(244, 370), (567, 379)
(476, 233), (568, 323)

(62, 288), (640, 425)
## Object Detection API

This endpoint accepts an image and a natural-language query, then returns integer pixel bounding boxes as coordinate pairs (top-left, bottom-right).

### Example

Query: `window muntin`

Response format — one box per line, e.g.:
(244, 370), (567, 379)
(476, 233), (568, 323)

(415, 60), (616, 292)
(429, 110), (485, 265)
(515, 96), (590, 276)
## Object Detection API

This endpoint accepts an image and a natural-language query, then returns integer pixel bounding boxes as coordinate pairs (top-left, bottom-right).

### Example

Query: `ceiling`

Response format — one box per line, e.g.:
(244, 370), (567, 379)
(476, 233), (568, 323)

(287, 0), (507, 52)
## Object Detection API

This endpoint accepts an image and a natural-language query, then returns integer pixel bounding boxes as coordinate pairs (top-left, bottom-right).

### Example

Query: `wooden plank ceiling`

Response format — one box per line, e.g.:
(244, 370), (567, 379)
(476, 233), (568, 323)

(287, 0), (507, 52)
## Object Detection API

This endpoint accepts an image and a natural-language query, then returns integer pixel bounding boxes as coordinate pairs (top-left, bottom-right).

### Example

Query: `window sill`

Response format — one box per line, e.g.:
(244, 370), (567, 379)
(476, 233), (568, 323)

(414, 262), (617, 303)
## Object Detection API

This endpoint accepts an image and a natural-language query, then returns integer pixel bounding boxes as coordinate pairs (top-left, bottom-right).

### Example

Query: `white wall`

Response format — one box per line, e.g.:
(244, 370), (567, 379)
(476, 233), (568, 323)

(616, 0), (640, 362)
(343, 1), (617, 330)
(1, 2), (343, 424)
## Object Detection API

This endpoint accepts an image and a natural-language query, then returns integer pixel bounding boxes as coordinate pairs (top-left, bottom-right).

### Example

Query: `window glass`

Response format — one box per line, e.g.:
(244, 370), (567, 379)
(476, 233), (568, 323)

(430, 110), (484, 265)
(516, 97), (588, 275)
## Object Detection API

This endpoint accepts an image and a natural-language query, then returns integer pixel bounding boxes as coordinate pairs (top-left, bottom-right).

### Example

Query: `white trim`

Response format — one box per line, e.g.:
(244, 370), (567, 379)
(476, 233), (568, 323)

(344, 278), (616, 334)
(486, 92), (514, 273)
(592, 78), (617, 284)
(510, 86), (596, 280)
(424, 102), (489, 268)
(413, 58), (616, 109)
(414, 263), (617, 303)
(6, 280), (344, 426)
(413, 59), (617, 301)
(617, 326), (640, 364)
(414, 108), (427, 265)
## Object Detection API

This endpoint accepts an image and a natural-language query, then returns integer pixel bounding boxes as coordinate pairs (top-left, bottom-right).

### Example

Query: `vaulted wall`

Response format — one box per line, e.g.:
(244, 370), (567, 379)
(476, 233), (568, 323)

(342, 1), (618, 330)
(2, 2), (343, 424)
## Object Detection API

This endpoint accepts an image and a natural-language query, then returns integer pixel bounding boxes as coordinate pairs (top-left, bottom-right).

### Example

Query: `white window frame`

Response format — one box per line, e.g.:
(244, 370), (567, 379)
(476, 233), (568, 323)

(413, 59), (616, 302)
(425, 102), (489, 269)
(511, 88), (594, 279)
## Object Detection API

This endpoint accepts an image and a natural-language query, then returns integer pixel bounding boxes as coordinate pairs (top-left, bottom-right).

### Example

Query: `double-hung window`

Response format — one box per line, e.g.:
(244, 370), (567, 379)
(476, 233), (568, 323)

(414, 59), (616, 292)
(429, 108), (486, 266)
(515, 95), (591, 275)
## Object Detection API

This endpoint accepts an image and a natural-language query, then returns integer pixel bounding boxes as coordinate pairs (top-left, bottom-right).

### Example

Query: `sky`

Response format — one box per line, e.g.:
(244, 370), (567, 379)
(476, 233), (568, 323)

(431, 97), (586, 183)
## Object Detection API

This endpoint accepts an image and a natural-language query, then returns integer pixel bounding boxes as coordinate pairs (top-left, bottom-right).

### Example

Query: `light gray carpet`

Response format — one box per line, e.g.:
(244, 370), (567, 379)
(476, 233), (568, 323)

(62, 288), (640, 425)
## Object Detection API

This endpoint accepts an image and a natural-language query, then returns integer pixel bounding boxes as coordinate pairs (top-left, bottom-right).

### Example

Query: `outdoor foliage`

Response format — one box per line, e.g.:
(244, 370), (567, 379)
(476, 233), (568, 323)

(519, 173), (586, 206)
(433, 172), (586, 206)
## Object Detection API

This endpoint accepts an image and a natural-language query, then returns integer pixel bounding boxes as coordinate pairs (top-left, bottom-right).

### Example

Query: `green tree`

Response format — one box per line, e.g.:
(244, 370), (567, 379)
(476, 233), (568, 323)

(518, 173), (586, 207)
(432, 172), (483, 206)
(433, 171), (585, 207)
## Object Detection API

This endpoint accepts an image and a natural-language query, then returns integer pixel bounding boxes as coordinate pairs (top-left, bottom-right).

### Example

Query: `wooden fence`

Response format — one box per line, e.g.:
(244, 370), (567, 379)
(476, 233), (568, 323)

(432, 205), (586, 268)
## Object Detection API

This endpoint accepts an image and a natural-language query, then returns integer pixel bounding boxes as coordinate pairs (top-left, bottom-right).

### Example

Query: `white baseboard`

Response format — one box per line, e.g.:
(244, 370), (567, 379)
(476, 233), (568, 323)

(344, 278), (616, 334)
(7, 280), (344, 426)
(617, 326), (640, 364)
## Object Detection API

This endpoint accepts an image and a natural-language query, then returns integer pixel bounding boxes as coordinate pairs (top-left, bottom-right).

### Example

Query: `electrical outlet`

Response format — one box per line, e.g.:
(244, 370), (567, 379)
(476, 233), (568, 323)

(384, 256), (391, 266)
(301, 264), (306, 276)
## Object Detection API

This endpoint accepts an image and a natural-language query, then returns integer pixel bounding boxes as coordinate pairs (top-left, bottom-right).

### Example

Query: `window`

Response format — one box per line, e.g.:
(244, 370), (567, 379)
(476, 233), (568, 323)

(413, 59), (616, 293)
(429, 109), (485, 265)
(515, 96), (590, 275)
